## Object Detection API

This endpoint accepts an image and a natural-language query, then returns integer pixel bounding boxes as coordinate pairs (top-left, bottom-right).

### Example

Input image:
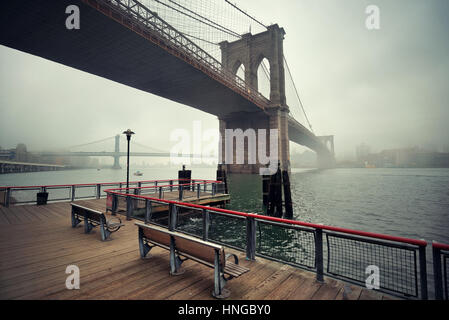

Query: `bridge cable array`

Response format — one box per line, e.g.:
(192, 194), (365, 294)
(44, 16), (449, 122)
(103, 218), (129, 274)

(142, 1), (315, 133)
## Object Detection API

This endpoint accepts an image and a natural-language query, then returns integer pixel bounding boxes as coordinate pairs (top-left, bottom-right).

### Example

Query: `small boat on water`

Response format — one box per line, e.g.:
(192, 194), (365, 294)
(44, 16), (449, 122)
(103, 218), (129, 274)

(134, 170), (143, 176)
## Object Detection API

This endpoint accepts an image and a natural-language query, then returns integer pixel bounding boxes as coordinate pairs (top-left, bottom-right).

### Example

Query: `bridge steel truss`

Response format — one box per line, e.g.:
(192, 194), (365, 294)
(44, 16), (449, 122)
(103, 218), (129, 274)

(83, 0), (270, 110)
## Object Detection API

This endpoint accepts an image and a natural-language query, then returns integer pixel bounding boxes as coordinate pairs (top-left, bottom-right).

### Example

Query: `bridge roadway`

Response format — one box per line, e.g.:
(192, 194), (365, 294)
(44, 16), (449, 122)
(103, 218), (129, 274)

(0, 198), (396, 300)
(0, 0), (330, 157)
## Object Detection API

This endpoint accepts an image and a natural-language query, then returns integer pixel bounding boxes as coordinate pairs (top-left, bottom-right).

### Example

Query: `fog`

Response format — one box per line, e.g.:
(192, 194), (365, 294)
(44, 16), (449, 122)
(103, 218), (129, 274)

(1, 0), (449, 161)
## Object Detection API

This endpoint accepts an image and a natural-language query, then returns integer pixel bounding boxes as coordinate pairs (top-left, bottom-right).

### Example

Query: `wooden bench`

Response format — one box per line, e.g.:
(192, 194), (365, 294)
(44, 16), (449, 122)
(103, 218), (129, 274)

(71, 203), (124, 241)
(135, 222), (250, 299)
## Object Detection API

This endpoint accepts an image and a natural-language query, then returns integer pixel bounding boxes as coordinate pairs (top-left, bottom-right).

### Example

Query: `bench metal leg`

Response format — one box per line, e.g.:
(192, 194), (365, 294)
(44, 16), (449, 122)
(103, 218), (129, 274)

(84, 217), (94, 234)
(138, 228), (152, 258)
(71, 212), (82, 228)
(169, 236), (185, 275)
(100, 220), (111, 241)
(212, 249), (230, 299)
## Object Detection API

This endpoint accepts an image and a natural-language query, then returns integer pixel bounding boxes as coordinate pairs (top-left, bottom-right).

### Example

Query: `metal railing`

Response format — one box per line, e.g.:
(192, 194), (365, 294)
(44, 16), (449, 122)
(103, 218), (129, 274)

(104, 186), (432, 300)
(82, 0), (270, 110)
(432, 242), (449, 300)
(0, 179), (220, 207)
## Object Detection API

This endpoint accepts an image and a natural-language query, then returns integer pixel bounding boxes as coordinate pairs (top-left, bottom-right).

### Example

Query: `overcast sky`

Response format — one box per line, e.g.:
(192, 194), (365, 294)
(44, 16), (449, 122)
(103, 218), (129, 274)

(1, 0), (448, 160)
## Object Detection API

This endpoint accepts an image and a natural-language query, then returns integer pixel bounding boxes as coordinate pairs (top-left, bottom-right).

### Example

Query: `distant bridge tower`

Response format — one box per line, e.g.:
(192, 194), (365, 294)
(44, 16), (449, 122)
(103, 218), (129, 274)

(219, 24), (290, 173)
(112, 134), (121, 169)
(317, 135), (335, 168)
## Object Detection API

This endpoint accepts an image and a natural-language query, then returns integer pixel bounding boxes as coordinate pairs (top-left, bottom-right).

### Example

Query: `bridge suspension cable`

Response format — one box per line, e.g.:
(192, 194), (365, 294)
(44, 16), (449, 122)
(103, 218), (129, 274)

(283, 55), (314, 133)
(68, 136), (116, 149)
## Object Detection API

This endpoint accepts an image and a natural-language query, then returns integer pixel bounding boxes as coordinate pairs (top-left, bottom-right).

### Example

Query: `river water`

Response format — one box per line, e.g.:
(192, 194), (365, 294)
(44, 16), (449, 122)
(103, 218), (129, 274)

(1, 167), (448, 244)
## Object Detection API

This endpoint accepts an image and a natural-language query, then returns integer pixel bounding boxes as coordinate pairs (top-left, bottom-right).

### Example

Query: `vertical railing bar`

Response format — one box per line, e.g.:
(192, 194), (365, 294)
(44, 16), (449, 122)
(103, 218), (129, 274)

(432, 243), (443, 300)
(315, 228), (324, 282)
(418, 244), (428, 300)
(202, 209), (209, 241)
(145, 199), (152, 224)
(5, 187), (11, 207)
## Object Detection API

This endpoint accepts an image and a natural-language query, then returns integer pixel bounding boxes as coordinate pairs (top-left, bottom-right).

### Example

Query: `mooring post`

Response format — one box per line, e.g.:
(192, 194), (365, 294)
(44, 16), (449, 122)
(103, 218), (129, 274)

(262, 175), (270, 207)
(282, 170), (293, 219)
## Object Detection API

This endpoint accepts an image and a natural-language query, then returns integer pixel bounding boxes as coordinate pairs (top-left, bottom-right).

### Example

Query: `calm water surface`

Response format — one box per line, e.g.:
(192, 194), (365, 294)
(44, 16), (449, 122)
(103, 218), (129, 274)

(1, 167), (448, 244)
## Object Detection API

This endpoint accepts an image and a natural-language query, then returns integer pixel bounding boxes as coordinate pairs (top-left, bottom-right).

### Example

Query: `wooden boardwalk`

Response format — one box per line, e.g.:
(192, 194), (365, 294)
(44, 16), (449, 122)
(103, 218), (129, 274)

(0, 199), (398, 300)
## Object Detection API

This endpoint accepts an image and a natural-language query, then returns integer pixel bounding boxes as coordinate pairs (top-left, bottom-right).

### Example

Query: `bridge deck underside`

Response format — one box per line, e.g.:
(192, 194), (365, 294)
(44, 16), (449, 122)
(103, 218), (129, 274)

(0, 0), (262, 118)
(1, 0), (332, 157)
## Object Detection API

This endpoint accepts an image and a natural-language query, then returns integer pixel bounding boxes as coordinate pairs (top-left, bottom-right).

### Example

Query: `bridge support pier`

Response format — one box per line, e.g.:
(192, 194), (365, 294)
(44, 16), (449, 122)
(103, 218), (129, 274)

(112, 134), (121, 169)
(218, 107), (290, 175)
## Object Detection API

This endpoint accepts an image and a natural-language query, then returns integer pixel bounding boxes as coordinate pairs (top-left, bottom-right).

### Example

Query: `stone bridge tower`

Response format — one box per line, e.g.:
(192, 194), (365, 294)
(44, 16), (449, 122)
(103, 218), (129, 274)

(218, 24), (290, 174)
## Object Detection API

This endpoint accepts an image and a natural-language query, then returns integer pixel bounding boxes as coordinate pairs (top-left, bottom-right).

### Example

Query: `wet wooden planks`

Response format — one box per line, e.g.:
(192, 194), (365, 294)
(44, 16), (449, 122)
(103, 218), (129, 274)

(0, 199), (397, 300)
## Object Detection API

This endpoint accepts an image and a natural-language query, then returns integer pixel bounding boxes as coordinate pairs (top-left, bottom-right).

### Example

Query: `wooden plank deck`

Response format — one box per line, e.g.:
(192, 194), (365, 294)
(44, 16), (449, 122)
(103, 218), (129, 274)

(0, 199), (399, 300)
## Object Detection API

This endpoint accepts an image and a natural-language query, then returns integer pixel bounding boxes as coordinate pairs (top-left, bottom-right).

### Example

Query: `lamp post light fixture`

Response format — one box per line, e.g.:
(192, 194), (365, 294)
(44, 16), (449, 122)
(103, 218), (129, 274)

(123, 129), (135, 194)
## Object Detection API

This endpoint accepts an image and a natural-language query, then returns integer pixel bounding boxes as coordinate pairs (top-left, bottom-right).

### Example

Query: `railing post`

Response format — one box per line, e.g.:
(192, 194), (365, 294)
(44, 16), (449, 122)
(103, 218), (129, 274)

(246, 217), (256, 261)
(169, 180), (173, 192)
(212, 183), (216, 196)
(169, 203), (177, 231)
(111, 194), (117, 216)
(202, 209), (210, 241)
(138, 182), (142, 188)
(5, 187), (11, 208)
(96, 184), (101, 199)
(154, 181), (158, 193)
(145, 199), (152, 224)
(204, 182), (207, 192)
(126, 195), (133, 221)
(197, 183), (201, 199)
(71, 185), (76, 201)
(418, 243), (428, 300)
(159, 187), (163, 199)
(178, 185), (183, 201)
(315, 228), (324, 283)
(432, 243), (444, 300)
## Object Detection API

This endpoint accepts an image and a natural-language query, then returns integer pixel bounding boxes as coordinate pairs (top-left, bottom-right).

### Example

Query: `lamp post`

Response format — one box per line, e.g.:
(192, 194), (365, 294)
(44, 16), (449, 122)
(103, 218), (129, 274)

(123, 129), (135, 194)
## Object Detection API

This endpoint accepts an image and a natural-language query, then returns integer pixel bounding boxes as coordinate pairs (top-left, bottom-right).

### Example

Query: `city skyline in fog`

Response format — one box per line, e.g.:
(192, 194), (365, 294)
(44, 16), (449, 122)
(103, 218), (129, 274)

(1, 0), (449, 161)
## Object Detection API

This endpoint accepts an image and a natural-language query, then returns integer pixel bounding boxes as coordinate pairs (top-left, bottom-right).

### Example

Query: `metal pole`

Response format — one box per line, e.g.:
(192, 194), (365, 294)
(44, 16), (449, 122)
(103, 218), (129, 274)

(126, 136), (130, 193)
(5, 187), (11, 208)
(246, 217), (256, 261)
(418, 244), (428, 300)
(145, 199), (152, 224)
(315, 228), (324, 282)
(202, 209), (209, 241)
(432, 243), (443, 300)
(126, 195), (133, 221)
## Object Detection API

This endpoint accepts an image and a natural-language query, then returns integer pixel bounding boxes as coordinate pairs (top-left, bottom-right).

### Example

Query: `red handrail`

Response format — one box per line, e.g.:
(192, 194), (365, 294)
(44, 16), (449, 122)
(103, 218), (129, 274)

(432, 241), (449, 251)
(105, 187), (428, 247)
(0, 178), (220, 189)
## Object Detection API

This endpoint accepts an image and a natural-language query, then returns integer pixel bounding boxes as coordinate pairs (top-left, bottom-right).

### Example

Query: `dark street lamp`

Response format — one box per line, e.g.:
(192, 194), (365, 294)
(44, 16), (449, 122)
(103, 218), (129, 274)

(123, 129), (135, 193)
